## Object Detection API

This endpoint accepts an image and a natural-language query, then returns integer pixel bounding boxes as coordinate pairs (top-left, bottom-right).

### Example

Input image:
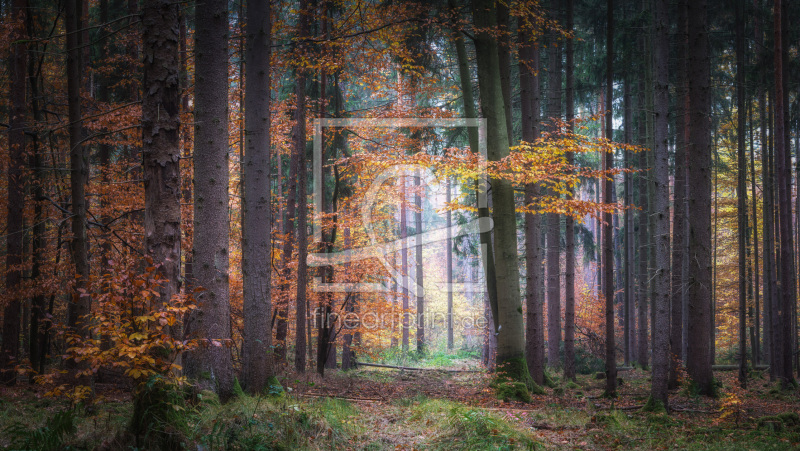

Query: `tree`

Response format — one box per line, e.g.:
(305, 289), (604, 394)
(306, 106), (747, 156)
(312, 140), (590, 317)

(519, 21), (545, 386)
(669, 0), (689, 389)
(686, 0), (714, 396)
(241, 0), (274, 393)
(471, 0), (530, 388)
(603, 0), (616, 398)
(735, 0), (748, 388)
(184, 0), (235, 399)
(65, 0), (91, 352)
(771, 0), (795, 386)
(294, 0), (311, 374)
(141, 0), (182, 353)
(546, 0), (563, 368)
(563, 0), (576, 382)
(649, 0), (671, 409)
(1, 0), (27, 385)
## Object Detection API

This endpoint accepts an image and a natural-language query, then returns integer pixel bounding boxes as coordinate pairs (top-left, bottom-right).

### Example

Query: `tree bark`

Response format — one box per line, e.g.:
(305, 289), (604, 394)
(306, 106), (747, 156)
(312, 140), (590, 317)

(293, 0), (310, 374)
(771, 0), (796, 386)
(415, 170), (425, 354)
(184, 0), (235, 399)
(471, 0), (529, 385)
(1, 0), (28, 385)
(735, 0), (748, 388)
(65, 0), (91, 356)
(603, 0), (617, 397)
(520, 26), (545, 386)
(241, 0), (274, 393)
(546, 0), (563, 368)
(142, 0), (182, 350)
(650, 0), (671, 408)
(670, 0), (689, 388)
(686, 0), (714, 396)
(563, 0), (576, 382)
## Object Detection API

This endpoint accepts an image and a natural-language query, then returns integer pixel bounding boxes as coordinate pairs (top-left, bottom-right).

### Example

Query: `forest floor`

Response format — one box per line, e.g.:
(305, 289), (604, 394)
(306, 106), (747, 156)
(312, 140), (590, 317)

(1, 358), (799, 450)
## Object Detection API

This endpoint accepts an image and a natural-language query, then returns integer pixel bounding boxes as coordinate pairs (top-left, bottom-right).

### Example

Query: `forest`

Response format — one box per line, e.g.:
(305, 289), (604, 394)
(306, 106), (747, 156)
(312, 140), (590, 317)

(0, 0), (799, 448)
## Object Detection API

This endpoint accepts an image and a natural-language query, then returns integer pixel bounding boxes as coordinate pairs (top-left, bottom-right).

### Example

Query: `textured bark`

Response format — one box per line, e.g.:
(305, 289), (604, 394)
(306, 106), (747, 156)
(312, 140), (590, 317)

(446, 181), (454, 350)
(184, 0), (235, 399)
(471, 0), (526, 375)
(401, 177), (410, 352)
(415, 171), (425, 354)
(563, 0), (576, 382)
(1, 0), (27, 385)
(142, 0), (182, 357)
(241, 0), (274, 392)
(66, 0), (91, 349)
(650, 0), (671, 408)
(686, 0), (714, 395)
(546, 0), (563, 368)
(669, 0), (689, 388)
(294, 0), (310, 373)
(623, 81), (632, 366)
(520, 28), (545, 386)
(27, 11), (47, 375)
(771, 0), (796, 385)
(636, 88), (649, 370)
(603, 0), (616, 398)
(735, 0), (748, 388)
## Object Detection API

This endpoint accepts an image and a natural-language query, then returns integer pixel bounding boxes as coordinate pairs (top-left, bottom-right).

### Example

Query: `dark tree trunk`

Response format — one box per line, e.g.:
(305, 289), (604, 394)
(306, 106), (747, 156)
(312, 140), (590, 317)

(415, 171), (425, 355)
(669, 0), (689, 389)
(184, 0), (235, 399)
(446, 181), (454, 350)
(771, 0), (796, 386)
(1, 0), (28, 385)
(603, 0), (617, 397)
(736, 0), (748, 388)
(142, 0), (182, 346)
(66, 0), (91, 353)
(563, 0), (576, 382)
(241, 0), (274, 392)
(650, 0), (671, 408)
(686, 0), (714, 396)
(546, 0), (563, 368)
(293, 0), (310, 374)
(520, 26), (545, 386)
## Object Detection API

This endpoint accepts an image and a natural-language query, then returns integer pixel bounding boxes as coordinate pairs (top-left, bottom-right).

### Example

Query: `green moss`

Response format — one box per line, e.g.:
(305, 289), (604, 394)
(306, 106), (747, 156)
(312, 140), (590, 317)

(494, 382), (532, 403)
(266, 375), (284, 397)
(642, 396), (666, 413)
(232, 378), (245, 398)
(492, 356), (544, 397)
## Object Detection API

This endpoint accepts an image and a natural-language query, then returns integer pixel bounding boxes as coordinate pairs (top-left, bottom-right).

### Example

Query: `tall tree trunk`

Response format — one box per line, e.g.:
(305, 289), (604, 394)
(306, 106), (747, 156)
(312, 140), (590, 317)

(735, 0), (748, 388)
(66, 0), (91, 353)
(184, 0), (235, 399)
(520, 25), (545, 386)
(623, 80), (632, 366)
(293, 0), (310, 374)
(563, 0), (576, 382)
(603, 0), (617, 397)
(471, 0), (529, 387)
(142, 0), (182, 352)
(686, 0), (714, 396)
(670, 0), (689, 388)
(1, 0), (27, 385)
(749, 101), (761, 365)
(650, 0), (671, 409)
(415, 171), (425, 354)
(546, 0), (563, 368)
(446, 181), (454, 350)
(241, 0), (274, 392)
(401, 177), (410, 353)
(772, 0), (796, 386)
(27, 11), (47, 375)
(636, 86), (649, 370)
